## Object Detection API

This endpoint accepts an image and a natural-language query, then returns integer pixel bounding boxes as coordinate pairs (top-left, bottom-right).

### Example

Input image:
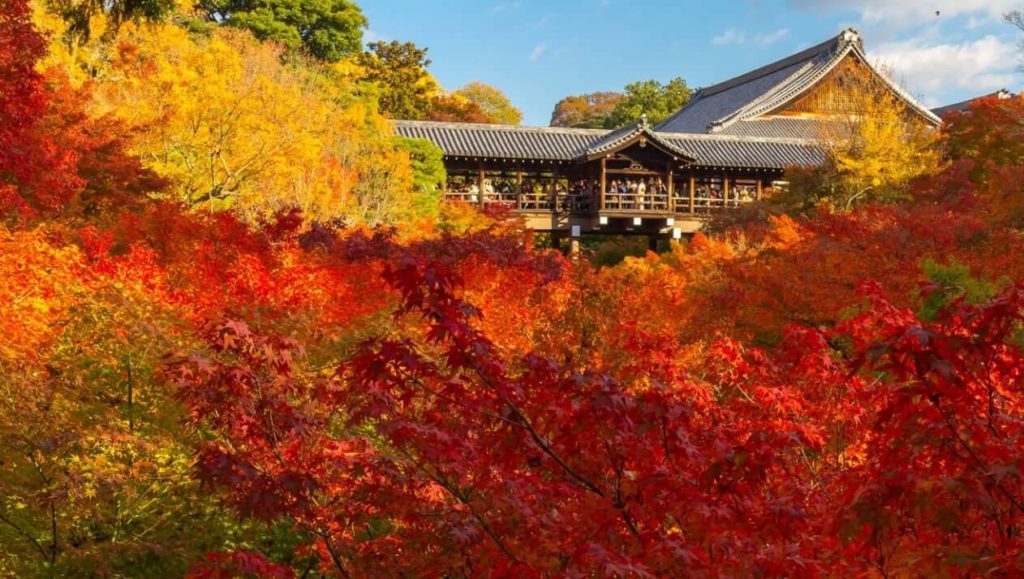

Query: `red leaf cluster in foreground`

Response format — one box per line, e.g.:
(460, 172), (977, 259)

(169, 229), (1024, 576)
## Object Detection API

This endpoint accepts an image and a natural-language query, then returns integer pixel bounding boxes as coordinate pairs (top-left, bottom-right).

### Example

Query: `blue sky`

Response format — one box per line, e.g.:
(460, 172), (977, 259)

(358, 0), (1023, 126)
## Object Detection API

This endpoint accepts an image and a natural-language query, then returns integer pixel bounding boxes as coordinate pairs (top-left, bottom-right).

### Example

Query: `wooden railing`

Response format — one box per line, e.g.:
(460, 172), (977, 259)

(602, 192), (670, 212)
(442, 191), (754, 215)
(443, 191), (591, 213)
(688, 196), (750, 212)
(517, 192), (551, 210)
(444, 191), (480, 204)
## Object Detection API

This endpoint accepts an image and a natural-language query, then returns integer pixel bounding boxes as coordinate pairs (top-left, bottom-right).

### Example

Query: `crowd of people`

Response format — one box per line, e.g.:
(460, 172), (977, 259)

(442, 176), (759, 211)
(693, 183), (757, 205)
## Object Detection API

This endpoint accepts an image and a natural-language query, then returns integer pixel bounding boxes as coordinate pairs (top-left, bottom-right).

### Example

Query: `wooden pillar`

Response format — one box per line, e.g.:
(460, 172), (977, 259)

(551, 231), (563, 252)
(477, 165), (486, 207)
(667, 162), (675, 213)
(516, 169), (523, 209)
(552, 164), (560, 213)
(756, 178), (763, 200)
(599, 157), (607, 212)
(688, 175), (696, 213)
(723, 175), (730, 207)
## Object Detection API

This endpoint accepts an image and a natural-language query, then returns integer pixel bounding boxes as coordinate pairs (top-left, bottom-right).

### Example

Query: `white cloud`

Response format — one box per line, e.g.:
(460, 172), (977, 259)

(789, 0), (1018, 28)
(712, 28), (746, 46)
(712, 28), (787, 47)
(533, 13), (554, 28)
(869, 35), (1018, 96)
(529, 42), (549, 62)
(490, 1), (522, 14)
(754, 28), (790, 46)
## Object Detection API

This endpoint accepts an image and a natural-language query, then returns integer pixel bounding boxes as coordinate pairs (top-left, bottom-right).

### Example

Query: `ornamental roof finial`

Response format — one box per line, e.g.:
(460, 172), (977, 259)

(840, 28), (863, 51)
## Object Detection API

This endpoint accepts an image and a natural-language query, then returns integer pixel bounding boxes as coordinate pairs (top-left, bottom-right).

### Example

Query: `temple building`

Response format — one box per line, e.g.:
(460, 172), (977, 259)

(932, 89), (1014, 117)
(394, 28), (940, 245)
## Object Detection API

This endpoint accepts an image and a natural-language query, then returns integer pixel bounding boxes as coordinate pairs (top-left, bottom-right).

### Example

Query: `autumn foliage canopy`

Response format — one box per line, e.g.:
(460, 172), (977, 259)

(4, 0), (1024, 576)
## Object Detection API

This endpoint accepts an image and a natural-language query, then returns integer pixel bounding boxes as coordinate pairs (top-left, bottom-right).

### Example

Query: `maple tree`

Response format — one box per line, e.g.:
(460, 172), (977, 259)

(937, 93), (1024, 226)
(549, 91), (624, 128)
(169, 222), (1024, 576)
(426, 92), (495, 123)
(7, 0), (1024, 575)
(168, 231), (820, 576)
(453, 81), (523, 125)
(0, 0), (80, 220)
(943, 93), (1024, 180)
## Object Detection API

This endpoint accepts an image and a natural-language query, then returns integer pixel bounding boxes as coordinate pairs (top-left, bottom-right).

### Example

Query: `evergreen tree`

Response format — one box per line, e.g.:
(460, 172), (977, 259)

(198, 0), (367, 62)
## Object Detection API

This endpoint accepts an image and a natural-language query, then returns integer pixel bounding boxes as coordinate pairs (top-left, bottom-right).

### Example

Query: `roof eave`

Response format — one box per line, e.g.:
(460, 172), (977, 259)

(582, 128), (698, 163)
(848, 48), (943, 126)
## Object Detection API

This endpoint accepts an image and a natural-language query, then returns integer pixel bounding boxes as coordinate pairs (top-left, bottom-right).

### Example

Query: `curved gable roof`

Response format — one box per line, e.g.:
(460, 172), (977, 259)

(582, 119), (697, 162)
(656, 29), (941, 134)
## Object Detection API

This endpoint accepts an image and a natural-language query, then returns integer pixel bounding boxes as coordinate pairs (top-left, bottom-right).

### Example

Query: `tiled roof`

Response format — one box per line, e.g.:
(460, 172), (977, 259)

(656, 28), (941, 134)
(393, 120), (823, 170)
(660, 132), (824, 169)
(582, 118), (697, 161)
(395, 121), (604, 161)
(932, 89), (1014, 117)
(714, 117), (836, 140)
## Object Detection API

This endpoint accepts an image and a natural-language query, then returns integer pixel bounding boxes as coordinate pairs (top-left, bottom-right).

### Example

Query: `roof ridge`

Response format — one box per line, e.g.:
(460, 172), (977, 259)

(657, 130), (819, 146)
(696, 28), (855, 98)
(711, 43), (856, 131)
(396, 119), (822, 146)
(392, 119), (610, 136)
(932, 89), (1016, 115)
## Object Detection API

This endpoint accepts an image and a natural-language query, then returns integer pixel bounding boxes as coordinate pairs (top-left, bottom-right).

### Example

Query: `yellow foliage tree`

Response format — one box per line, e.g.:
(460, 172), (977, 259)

(828, 82), (942, 208)
(780, 67), (942, 211)
(37, 9), (424, 226)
